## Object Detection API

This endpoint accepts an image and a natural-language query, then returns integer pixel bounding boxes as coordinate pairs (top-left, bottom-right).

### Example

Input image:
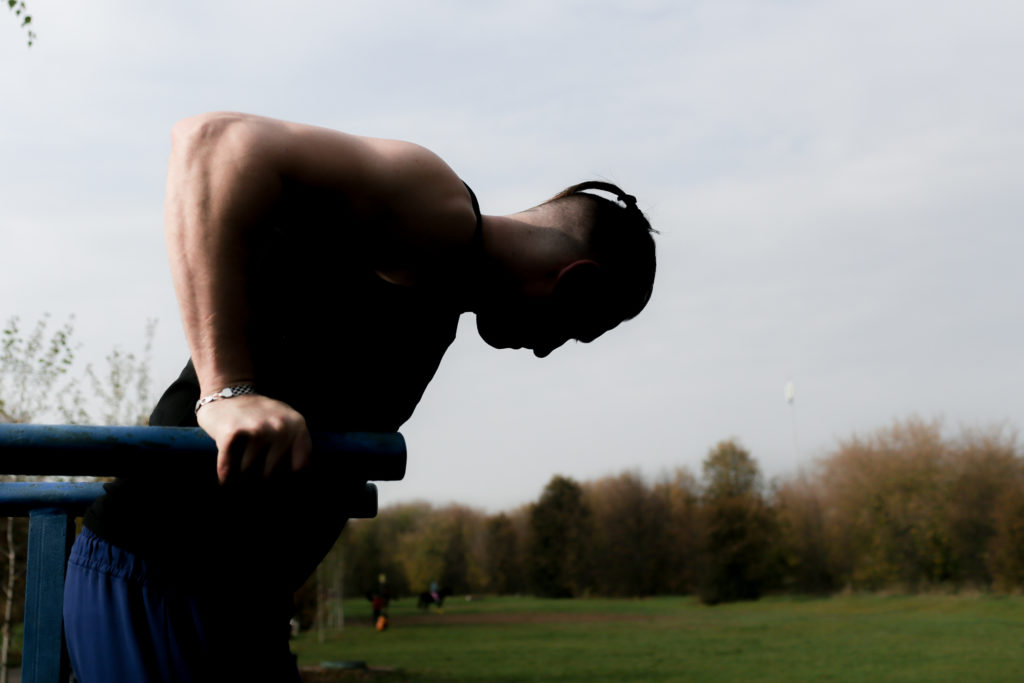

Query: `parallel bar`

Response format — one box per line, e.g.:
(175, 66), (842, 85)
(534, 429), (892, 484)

(0, 425), (406, 481)
(347, 482), (379, 519)
(22, 508), (74, 683)
(0, 481), (381, 519)
(0, 483), (106, 516)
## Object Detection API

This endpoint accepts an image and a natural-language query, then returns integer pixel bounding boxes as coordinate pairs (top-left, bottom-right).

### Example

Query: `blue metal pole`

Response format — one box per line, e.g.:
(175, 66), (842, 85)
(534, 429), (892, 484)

(0, 424), (406, 480)
(21, 508), (74, 683)
(0, 483), (106, 517)
(0, 480), (380, 521)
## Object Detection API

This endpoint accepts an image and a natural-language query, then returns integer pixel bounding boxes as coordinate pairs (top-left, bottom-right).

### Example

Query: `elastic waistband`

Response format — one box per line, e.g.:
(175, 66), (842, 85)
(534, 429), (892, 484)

(70, 528), (295, 618)
(69, 527), (176, 588)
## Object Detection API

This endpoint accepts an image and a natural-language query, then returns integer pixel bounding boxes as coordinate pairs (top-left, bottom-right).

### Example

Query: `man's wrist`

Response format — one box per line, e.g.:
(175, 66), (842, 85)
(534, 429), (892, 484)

(195, 383), (258, 414)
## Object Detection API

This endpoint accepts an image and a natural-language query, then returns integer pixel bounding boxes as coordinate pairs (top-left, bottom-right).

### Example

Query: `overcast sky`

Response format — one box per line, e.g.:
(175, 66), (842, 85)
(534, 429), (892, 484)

(2, 1), (1022, 512)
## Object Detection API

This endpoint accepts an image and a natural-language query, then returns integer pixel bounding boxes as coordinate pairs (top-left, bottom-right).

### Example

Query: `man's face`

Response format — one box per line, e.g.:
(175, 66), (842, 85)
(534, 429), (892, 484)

(475, 286), (620, 358)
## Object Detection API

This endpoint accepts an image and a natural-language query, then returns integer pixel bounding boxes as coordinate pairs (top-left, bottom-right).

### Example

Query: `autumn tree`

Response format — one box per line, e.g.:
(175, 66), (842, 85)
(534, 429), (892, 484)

(339, 502), (428, 598)
(773, 475), (837, 594)
(800, 417), (1022, 591)
(697, 440), (777, 604)
(944, 427), (1021, 586)
(502, 504), (533, 593)
(484, 513), (524, 594)
(528, 475), (592, 597)
(653, 467), (701, 594)
(821, 419), (955, 589)
(394, 504), (474, 593)
(433, 505), (485, 595)
(585, 471), (671, 596)
(987, 476), (1024, 591)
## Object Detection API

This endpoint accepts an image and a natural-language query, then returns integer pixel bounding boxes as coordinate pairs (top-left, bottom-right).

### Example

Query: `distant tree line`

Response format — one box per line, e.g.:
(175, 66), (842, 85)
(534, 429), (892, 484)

(300, 417), (1023, 622)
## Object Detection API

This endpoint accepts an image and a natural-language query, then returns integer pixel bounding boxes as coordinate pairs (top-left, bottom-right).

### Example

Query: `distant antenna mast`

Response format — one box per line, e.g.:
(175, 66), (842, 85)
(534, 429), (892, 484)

(785, 380), (799, 463)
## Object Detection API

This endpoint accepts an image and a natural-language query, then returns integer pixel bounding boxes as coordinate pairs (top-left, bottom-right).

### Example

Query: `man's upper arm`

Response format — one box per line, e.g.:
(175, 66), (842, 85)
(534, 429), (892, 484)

(170, 112), (474, 252)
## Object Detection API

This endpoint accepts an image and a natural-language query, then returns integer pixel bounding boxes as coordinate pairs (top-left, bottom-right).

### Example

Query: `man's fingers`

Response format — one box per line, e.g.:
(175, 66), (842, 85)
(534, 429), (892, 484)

(263, 437), (293, 478)
(228, 423), (309, 481)
(217, 431), (254, 484)
(216, 447), (233, 484)
(198, 394), (309, 484)
(291, 428), (313, 473)
(239, 433), (269, 477)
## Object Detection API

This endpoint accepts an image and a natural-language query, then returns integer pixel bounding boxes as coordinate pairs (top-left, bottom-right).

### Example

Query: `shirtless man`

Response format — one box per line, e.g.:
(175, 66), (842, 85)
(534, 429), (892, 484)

(62, 112), (657, 682)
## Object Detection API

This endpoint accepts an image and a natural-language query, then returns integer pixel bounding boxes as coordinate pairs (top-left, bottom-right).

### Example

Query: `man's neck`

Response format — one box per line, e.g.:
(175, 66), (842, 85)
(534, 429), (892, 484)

(455, 214), (584, 314)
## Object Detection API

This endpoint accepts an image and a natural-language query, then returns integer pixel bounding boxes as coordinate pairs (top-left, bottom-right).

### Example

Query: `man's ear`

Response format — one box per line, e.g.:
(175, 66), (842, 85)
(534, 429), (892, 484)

(554, 259), (602, 300)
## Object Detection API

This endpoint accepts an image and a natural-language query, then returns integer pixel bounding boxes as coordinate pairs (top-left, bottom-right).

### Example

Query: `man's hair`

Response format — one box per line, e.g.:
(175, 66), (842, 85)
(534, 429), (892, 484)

(546, 180), (657, 322)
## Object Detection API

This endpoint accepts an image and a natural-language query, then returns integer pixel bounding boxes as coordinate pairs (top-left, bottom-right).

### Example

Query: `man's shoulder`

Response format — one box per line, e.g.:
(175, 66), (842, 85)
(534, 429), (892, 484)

(181, 112), (479, 278)
(365, 146), (480, 275)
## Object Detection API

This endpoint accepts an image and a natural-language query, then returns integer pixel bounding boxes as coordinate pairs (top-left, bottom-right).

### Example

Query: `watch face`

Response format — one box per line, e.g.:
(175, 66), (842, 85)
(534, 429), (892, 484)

(221, 388), (235, 398)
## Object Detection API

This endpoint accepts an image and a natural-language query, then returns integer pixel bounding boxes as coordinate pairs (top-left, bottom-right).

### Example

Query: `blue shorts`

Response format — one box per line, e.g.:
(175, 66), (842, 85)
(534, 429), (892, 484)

(63, 528), (301, 683)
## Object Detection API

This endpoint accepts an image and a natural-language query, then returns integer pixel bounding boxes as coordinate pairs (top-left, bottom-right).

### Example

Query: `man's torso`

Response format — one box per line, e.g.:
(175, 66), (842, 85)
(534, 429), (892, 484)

(84, 186), (481, 594)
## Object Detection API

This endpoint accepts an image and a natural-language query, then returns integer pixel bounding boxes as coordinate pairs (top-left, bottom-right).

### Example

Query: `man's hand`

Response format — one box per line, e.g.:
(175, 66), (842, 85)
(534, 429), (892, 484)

(196, 395), (312, 484)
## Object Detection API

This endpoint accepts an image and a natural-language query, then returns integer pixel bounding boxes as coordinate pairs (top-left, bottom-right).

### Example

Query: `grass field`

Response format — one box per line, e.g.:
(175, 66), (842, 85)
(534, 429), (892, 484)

(291, 593), (1024, 682)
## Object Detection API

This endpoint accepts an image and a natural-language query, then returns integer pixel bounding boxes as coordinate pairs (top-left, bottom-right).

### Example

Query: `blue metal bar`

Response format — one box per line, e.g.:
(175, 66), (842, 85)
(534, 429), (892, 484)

(0, 483), (106, 517)
(0, 481), (380, 519)
(21, 508), (74, 683)
(0, 424), (406, 480)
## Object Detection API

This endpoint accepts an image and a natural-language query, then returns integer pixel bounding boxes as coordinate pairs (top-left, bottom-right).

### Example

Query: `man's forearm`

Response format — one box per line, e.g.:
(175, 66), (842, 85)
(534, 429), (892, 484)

(163, 114), (282, 393)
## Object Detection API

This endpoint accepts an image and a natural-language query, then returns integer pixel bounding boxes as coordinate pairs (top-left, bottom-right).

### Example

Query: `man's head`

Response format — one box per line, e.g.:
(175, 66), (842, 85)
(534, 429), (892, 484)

(474, 180), (657, 357)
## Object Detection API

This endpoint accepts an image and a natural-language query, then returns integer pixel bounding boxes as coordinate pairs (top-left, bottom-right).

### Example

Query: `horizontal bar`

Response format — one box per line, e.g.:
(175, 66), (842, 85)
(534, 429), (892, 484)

(0, 424), (406, 481)
(0, 481), (380, 518)
(0, 483), (106, 516)
(349, 482), (379, 519)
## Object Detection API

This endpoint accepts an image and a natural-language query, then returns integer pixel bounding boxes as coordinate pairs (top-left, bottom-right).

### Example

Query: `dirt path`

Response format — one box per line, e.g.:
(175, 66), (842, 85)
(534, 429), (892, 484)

(359, 611), (667, 626)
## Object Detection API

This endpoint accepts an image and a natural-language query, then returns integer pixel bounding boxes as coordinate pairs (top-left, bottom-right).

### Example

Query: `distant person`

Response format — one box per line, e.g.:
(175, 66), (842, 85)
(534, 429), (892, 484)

(418, 583), (451, 610)
(62, 112), (657, 682)
(371, 588), (390, 629)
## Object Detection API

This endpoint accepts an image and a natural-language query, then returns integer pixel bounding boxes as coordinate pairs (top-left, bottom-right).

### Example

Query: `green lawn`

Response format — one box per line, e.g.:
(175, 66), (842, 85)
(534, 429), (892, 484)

(291, 594), (1024, 682)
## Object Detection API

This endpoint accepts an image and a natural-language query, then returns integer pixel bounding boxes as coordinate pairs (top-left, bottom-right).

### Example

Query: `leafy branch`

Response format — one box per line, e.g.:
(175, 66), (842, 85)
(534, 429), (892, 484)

(7, 1), (35, 47)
